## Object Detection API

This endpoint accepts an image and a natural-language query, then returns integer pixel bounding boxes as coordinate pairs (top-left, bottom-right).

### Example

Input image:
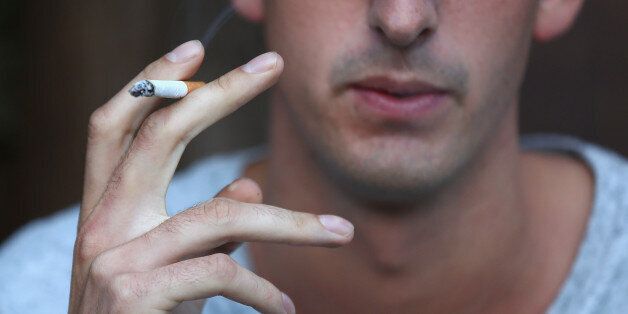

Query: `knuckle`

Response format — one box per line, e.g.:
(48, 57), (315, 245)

(133, 108), (186, 152)
(140, 61), (160, 78)
(156, 213), (190, 237)
(213, 74), (233, 92)
(289, 211), (308, 230)
(89, 252), (117, 284)
(250, 276), (281, 309)
(202, 198), (242, 227)
(133, 112), (167, 151)
(74, 228), (106, 264)
(207, 253), (238, 283)
(87, 107), (113, 140)
(262, 284), (280, 307)
(109, 274), (145, 306)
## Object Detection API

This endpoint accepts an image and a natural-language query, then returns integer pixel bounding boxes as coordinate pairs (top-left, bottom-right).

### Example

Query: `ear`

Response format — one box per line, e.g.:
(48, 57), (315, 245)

(231, 0), (265, 23)
(534, 0), (584, 42)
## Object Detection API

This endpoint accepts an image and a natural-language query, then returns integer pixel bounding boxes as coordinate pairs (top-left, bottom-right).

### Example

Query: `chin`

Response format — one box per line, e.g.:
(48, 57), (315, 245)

(311, 132), (469, 204)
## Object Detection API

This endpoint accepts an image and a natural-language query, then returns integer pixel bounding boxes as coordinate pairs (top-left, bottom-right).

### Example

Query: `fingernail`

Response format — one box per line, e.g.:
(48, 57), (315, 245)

(282, 293), (296, 314)
(165, 40), (203, 63)
(242, 52), (279, 74)
(318, 215), (354, 237)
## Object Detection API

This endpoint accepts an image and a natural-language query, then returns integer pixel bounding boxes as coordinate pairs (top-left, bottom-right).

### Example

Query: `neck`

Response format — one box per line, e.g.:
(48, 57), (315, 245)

(251, 95), (549, 313)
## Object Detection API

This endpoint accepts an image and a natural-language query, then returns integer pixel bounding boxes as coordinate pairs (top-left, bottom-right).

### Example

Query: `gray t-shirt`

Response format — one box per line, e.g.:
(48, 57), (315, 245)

(0, 135), (626, 313)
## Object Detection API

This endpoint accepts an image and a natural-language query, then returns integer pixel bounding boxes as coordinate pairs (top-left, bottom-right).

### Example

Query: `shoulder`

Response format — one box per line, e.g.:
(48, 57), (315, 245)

(522, 134), (628, 210)
(524, 135), (628, 313)
(0, 147), (264, 313)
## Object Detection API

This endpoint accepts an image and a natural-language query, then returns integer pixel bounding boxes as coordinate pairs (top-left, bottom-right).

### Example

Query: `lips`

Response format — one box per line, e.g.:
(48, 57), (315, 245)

(347, 76), (449, 122)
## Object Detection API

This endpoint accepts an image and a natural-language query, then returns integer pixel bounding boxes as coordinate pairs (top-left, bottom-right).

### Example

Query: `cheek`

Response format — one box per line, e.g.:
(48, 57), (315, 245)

(427, 0), (539, 165)
(442, 0), (537, 111)
(264, 1), (366, 119)
(430, 0), (536, 142)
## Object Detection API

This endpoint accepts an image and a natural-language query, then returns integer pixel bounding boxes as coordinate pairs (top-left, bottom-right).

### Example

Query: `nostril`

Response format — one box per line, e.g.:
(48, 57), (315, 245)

(368, 1), (439, 48)
(420, 27), (432, 37)
(374, 26), (388, 40)
(373, 21), (435, 48)
(417, 27), (434, 42)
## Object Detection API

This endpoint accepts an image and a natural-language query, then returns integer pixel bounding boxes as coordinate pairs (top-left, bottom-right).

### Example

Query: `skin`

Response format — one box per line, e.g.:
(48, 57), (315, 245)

(68, 0), (591, 313)
(68, 48), (355, 314)
(238, 0), (590, 313)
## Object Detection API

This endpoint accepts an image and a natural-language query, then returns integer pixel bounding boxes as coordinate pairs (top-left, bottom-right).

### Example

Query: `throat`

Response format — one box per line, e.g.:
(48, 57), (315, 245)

(350, 213), (430, 273)
(249, 206), (535, 314)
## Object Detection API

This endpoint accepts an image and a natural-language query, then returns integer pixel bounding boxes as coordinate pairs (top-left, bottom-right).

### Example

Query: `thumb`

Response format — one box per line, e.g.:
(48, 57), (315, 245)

(215, 177), (264, 204)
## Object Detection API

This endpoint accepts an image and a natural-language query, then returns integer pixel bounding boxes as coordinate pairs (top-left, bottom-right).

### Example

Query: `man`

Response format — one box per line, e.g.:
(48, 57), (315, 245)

(1, 0), (626, 313)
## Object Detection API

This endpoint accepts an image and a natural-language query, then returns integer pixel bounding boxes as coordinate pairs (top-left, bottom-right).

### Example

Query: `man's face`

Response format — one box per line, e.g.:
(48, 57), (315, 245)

(263, 1), (539, 200)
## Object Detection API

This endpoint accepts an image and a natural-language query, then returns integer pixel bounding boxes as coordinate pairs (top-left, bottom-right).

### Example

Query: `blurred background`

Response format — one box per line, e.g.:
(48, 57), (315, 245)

(0, 0), (626, 241)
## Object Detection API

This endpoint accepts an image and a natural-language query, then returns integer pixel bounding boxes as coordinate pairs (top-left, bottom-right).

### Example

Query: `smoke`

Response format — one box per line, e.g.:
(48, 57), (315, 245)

(200, 4), (236, 49)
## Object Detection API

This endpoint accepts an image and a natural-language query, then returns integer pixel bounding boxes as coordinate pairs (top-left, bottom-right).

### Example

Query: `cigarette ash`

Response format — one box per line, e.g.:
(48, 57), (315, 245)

(129, 80), (155, 97)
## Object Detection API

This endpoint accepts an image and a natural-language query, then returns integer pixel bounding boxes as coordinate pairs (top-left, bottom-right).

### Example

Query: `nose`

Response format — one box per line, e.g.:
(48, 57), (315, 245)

(369, 0), (438, 48)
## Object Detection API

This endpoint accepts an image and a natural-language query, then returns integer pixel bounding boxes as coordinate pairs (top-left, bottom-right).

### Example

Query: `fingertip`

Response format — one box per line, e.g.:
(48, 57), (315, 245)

(123, 41), (205, 96)
(318, 215), (355, 239)
(236, 177), (264, 203)
(220, 177), (263, 203)
(274, 52), (285, 72)
(269, 52), (285, 76)
(241, 51), (284, 75)
(164, 40), (205, 64)
(282, 292), (296, 314)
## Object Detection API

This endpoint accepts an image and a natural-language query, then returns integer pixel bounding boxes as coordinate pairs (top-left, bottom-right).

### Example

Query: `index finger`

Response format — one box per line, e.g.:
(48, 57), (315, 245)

(82, 40), (205, 218)
(95, 52), (284, 221)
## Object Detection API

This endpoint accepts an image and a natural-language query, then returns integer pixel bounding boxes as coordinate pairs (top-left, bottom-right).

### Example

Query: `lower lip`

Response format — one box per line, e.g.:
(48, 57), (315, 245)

(349, 87), (448, 122)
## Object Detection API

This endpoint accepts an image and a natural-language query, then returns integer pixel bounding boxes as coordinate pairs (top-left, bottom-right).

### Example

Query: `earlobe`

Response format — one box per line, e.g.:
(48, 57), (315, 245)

(533, 0), (584, 42)
(231, 0), (265, 23)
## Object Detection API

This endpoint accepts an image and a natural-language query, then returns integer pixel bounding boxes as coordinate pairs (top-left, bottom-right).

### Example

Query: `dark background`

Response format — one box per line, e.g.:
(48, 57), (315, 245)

(1, 1), (626, 242)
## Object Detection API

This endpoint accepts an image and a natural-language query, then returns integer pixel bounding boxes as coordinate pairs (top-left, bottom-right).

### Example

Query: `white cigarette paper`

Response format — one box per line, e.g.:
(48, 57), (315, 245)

(129, 80), (204, 99)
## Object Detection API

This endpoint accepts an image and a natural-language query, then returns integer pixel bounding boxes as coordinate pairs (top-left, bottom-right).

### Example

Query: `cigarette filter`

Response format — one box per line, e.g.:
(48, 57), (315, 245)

(129, 80), (205, 99)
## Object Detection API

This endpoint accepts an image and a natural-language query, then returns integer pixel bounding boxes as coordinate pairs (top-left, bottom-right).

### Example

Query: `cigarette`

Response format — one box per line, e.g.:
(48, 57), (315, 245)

(129, 80), (206, 99)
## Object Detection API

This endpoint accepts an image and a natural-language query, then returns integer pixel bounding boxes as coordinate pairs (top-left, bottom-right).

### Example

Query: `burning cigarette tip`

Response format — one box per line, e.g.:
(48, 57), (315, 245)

(129, 80), (156, 97)
(129, 80), (205, 99)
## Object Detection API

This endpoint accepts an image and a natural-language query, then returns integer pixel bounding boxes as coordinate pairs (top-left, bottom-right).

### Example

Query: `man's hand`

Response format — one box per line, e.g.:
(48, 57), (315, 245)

(68, 40), (354, 314)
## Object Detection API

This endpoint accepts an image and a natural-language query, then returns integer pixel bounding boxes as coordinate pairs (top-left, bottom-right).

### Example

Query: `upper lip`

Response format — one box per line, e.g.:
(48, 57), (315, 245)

(348, 75), (446, 97)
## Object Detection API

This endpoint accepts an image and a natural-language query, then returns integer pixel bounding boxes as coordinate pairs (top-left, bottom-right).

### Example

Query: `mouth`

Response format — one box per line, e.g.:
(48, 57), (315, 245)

(347, 76), (450, 122)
